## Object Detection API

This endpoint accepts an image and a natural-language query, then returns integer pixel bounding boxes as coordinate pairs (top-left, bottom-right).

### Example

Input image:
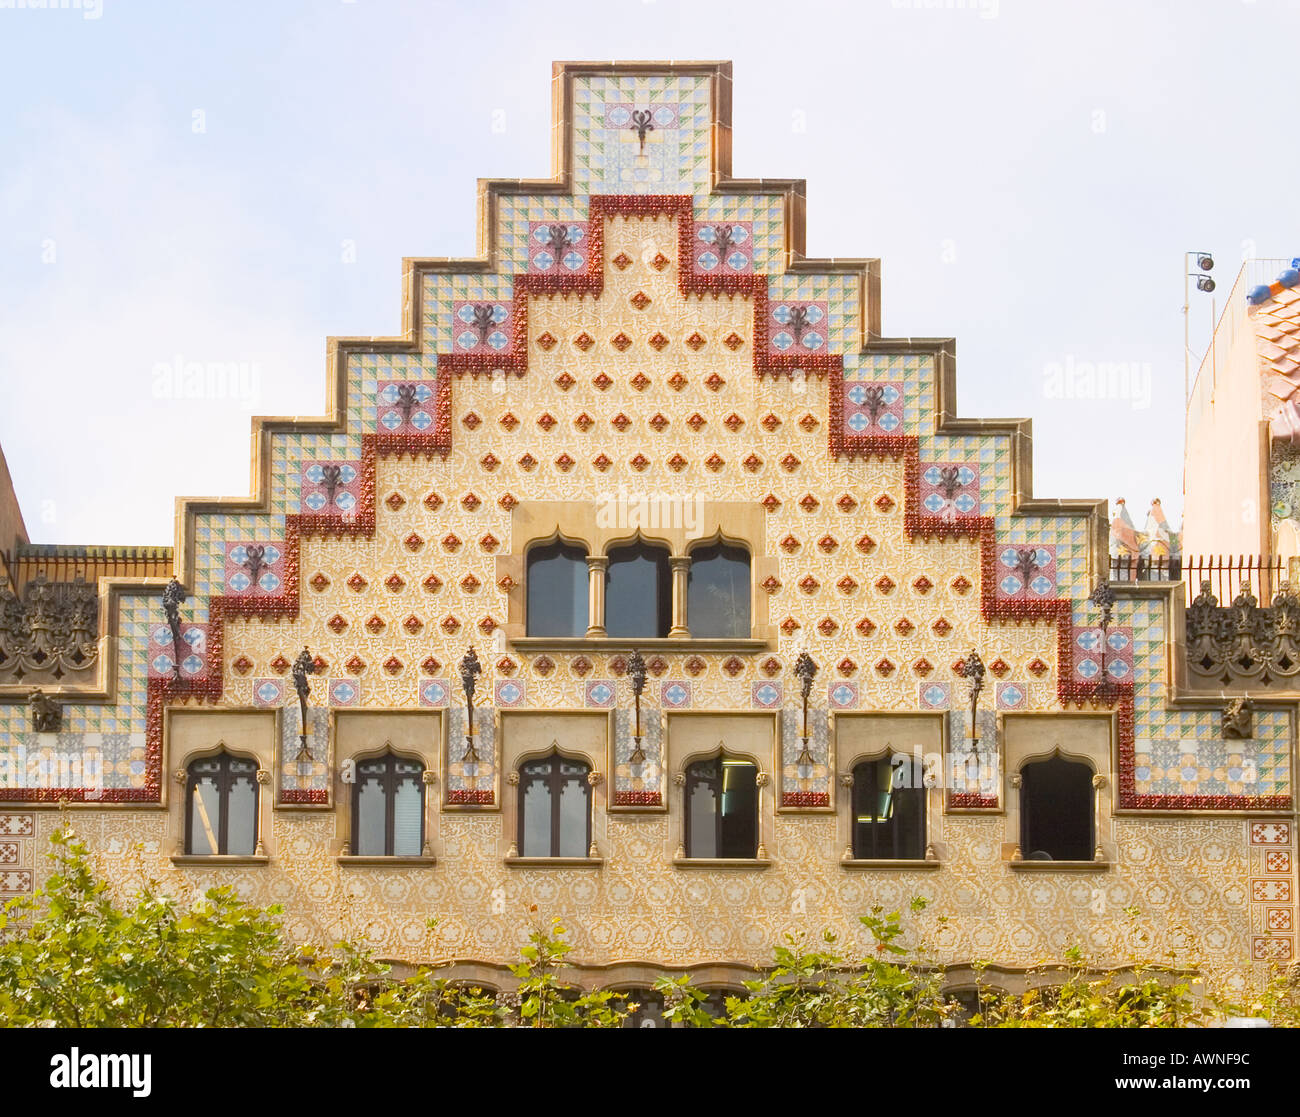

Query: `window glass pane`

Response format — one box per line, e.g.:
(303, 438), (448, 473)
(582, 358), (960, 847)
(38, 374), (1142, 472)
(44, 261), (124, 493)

(718, 760), (757, 858)
(521, 774), (553, 857)
(226, 767), (258, 856)
(605, 543), (671, 638)
(686, 761), (718, 859)
(891, 759), (925, 860)
(852, 757), (925, 860)
(355, 764), (388, 856)
(687, 542), (750, 638)
(392, 763), (424, 856)
(851, 760), (874, 858)
(189, 774), (221, 856)
(557, 765), (590, 858)
(526, 542), (588, 636)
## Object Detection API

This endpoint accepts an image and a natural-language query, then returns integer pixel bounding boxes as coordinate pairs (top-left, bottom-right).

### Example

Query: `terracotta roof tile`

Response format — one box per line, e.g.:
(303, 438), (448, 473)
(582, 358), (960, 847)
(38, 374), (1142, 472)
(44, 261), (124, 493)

(1252, 265), (1300, 439)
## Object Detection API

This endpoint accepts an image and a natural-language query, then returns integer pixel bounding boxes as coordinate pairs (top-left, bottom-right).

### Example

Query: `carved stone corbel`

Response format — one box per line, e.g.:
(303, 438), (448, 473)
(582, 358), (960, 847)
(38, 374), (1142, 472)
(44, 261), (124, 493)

(28, 689), (61, 734)
(1222, 697), (1255, 740)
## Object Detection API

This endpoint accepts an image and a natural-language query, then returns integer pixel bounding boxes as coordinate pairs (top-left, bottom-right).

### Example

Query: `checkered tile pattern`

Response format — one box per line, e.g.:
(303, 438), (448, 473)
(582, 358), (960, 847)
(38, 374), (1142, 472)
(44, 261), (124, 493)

(571, 74), (713, 196)
(1128, 599), (1290, 798)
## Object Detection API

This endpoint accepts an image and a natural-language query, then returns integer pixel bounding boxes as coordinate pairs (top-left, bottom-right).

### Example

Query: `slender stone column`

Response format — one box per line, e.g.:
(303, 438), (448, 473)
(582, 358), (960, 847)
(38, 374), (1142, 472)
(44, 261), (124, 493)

(586, 556), (608, 637)
(669, 556), (691, 638)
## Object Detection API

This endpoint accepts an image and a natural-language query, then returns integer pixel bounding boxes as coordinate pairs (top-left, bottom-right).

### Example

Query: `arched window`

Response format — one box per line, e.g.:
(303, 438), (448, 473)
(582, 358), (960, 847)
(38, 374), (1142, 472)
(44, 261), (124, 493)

(684, 755), (758, 859)
(1019, 755), (1093, 862)
(185, 752), (258, 856)
(526, 540), (589, 637)
(605, 541), (671, 638)
(618, 989), (668, 1028)
(518, 753), (592, 858)
(353, 753), (425, 856)
(851, 755), (925, 860)
(687, 541), (750, 638)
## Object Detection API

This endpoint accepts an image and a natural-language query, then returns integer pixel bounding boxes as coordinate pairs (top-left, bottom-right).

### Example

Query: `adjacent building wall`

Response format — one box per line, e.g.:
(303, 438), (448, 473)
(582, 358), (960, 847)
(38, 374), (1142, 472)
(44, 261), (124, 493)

(0, 442), (29, 559)
(1182, 264), (1275, 560)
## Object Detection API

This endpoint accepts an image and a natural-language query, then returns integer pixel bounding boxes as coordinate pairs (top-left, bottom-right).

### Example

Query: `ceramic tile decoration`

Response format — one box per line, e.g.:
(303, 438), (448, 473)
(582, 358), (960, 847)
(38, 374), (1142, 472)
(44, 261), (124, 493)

(0, 61), (1292, 983)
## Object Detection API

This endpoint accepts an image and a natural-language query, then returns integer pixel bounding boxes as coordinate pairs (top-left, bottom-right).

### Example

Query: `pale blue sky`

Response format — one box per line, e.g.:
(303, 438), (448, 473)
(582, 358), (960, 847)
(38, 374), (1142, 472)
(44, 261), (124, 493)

(1, 0), (1297, 545)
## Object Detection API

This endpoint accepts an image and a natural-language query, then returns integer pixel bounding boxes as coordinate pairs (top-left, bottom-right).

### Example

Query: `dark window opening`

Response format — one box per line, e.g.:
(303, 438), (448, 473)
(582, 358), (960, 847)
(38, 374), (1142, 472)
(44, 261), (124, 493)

(1020, 755), (1093, 862)
(604, 541), (671, 638)
(687, 541), (751, 638)
(518, 753), (592, 858)
(851, 755), (925, 860)
(684, 755), (758, 859)
(185, 752), (258, 856)
(526, 541), (589, 636)
(618, 988), (668, 1028)
(699, 989), (736, 1020)
(353, 753), (425, 856)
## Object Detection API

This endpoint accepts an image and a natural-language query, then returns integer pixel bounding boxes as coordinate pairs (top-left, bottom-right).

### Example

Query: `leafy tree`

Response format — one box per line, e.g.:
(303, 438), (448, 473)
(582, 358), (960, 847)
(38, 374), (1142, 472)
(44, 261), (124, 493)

(658, 900), (954, 1029)
(506, 916), (628, 1028)
(0, 827), (379, 1027)
(4, 829), (1295, 1028)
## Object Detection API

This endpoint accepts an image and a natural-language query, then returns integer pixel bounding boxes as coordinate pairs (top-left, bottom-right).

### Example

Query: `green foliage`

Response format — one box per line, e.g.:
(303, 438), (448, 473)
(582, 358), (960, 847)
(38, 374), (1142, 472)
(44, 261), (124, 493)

(652, 899), (952, 1029)
(969, 967), (1202, 1028)
(0, 827), (375, 1027)
(3, 830), (1296, 1028)
(507, 918), (628, 1028)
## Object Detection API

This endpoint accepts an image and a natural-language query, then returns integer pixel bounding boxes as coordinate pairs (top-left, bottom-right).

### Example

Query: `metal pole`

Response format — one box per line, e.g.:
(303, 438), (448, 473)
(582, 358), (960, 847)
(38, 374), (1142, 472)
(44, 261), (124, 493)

(1183, 251), (1191, 414)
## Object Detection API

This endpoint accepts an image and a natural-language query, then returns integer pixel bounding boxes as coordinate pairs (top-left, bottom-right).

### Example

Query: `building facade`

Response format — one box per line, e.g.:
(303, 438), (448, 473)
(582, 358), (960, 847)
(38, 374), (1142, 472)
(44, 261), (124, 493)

(1184, 256), (1300, 567)
(0, 61), (1294, 991)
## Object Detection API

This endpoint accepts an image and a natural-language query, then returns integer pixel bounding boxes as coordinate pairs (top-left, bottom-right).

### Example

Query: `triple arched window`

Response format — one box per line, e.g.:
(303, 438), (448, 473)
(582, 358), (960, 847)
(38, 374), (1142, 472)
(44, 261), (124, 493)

(524, 538), (750, 639)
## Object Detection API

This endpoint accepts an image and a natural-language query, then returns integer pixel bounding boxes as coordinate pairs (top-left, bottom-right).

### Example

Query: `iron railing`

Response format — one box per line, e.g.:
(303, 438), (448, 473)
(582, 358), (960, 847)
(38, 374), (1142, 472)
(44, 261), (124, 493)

(0, 545), (173, 589)
(1109, 553), (1285, 607)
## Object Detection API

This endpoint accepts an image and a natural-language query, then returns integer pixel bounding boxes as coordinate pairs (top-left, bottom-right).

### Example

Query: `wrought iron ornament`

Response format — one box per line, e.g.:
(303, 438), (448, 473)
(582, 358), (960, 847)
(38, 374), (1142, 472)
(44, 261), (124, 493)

(161, 577), (188, 681)
(792, 652), (819, 777)
(626, 648), (648, 769)
(459, 647), (483, 764)
(291, 646), (316, 759)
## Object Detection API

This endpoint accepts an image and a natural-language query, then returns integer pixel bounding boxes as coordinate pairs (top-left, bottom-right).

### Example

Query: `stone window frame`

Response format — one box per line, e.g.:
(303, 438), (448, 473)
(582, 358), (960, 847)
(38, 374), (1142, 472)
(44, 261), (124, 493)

(165, 707), (274, 866)
(500, 710), (608, 868)
(1002, 711), (1113, 871)
(333, 709), (440, 867)
(834, 712), (943, 870)
(501, 500), (777, 652)
(666, 710), (777, 869)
